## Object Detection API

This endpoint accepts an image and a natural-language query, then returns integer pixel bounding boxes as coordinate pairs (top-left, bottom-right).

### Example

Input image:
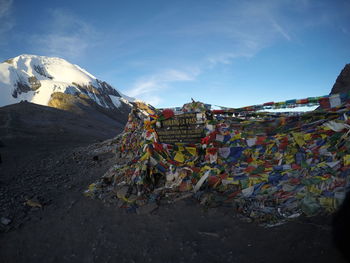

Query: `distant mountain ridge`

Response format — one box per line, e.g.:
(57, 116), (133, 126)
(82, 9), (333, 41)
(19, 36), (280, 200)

(0, 54), (134, 110)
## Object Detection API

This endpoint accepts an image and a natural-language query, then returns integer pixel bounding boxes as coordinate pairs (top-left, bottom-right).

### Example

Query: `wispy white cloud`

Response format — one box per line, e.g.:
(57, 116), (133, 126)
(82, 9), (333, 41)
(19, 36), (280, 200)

(127, 68), (200, 106)
(0, 0), (12, 17)
(31, 9), (98, 59)
(0, 0), (14, 40)
(206, 52), (253, 68)
(112, 1), (298, 71)
(195, 1), (295, 66)
(270, 18), (291, 41)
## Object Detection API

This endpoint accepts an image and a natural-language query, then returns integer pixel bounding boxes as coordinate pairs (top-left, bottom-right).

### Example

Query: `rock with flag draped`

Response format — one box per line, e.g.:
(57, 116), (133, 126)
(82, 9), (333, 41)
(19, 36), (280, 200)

(85, 93), (350, 224)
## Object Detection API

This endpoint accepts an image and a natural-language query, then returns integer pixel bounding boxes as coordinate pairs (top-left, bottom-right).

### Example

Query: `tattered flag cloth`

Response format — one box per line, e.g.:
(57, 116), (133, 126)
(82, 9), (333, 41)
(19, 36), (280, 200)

(86, 95), (350, 224)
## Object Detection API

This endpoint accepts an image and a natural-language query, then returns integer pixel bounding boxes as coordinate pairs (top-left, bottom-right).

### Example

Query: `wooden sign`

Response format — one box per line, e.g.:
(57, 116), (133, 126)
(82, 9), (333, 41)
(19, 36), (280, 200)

(156, 113), (205, 144)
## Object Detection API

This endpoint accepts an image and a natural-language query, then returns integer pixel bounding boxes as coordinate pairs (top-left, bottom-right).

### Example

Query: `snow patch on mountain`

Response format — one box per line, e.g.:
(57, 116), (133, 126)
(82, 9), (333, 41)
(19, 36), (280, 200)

(109, 95), (122, 108)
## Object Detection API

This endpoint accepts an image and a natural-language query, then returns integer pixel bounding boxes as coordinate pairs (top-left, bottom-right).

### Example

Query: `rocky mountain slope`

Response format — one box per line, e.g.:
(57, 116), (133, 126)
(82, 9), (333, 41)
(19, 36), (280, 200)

(331, 64), (350, 94)
(0, 101), (125, 145)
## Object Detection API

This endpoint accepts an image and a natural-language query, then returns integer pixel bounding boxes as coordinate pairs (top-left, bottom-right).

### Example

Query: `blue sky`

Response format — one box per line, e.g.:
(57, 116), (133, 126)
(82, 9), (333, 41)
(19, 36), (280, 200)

(0, 0), (349, 108)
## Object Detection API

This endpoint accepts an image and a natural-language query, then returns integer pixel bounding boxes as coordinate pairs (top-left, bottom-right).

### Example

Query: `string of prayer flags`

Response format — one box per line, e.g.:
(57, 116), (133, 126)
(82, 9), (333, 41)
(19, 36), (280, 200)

(86, 96), (350, 225)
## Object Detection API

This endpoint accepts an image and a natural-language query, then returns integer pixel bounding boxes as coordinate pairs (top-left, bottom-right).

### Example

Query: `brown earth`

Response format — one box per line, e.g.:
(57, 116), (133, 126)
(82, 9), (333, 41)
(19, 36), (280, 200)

(0, 102), (347, 263)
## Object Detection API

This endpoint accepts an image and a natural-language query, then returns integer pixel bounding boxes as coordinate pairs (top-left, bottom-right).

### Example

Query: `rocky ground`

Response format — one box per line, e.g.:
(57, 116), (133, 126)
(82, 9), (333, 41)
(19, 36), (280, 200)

(0, 103), (348, 263)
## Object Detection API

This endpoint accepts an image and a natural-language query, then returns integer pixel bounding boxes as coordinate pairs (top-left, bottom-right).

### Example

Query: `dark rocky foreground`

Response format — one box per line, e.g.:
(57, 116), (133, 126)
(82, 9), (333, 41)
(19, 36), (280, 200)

(0, 103), (347, 263)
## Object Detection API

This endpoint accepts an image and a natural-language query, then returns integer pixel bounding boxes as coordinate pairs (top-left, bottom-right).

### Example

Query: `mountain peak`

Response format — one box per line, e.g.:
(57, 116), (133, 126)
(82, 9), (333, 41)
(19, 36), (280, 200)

(0, 54), (134, 110)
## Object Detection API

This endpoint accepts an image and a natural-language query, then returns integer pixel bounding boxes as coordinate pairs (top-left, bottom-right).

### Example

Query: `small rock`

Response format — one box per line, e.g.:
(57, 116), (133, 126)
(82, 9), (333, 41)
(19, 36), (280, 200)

(116, 186), (129, 199)
(198, 231), (220, 238)
(128, 194), (138, 202)
(25, 199), (42, 208)
(240, 217), (253, 223)
(136, 203), (158, 214)
(1, 217), (11, 225)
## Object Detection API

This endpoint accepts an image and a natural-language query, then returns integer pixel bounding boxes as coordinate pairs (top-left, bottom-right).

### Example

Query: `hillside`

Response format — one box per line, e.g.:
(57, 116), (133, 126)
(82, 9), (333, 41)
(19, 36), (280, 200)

(0, 101), (124, 146)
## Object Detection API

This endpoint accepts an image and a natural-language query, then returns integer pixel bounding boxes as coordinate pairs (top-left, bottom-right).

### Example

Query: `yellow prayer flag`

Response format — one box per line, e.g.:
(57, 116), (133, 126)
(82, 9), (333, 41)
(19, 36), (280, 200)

(186, 147), (197, 156)
(292, 132), (305, 147)
(343, 155), (350, 166)
(304, 133), (312, 141)
(321, 134), (328, 139)
(140, 152), (150, 161)
(230, 133), (242, 140)
(308, 185), (322, 195)
(174, 152), (185, 163)
(187, 161), (195, 166)
(319, 197), (336, 210)
(285, 154), (295, 164)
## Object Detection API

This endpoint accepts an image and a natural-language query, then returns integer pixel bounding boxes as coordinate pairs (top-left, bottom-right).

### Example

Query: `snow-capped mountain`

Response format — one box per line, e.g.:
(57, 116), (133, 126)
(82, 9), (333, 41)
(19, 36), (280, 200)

(0, 54), (133, 109)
